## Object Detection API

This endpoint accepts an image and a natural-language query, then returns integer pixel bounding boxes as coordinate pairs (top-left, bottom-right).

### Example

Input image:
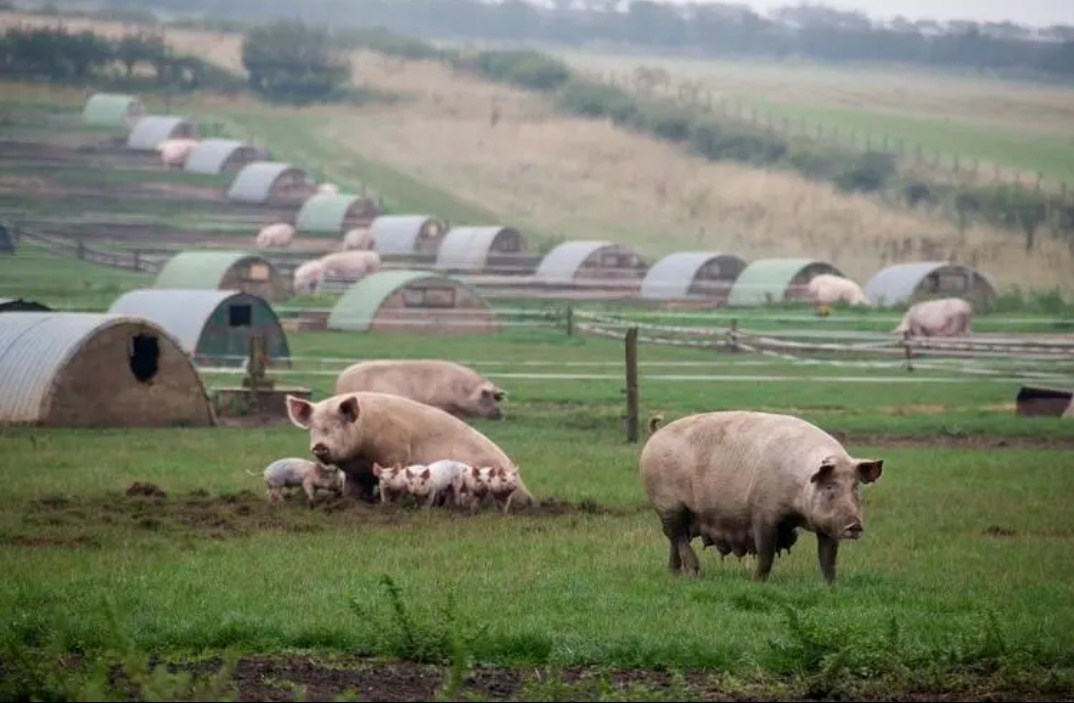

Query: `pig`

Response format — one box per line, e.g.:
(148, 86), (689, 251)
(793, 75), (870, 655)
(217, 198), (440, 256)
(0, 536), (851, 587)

(285, 391), (533, 510)
(293, 259), (325, 294)
(454, 465), (494, 512)
(158, 138), (198, 168)
(486, 464), (524, 514)
(371, 461), (409, 503)
(404, 459), (468, 507)
(341, 227), (374, 251)
(319, 250), (381, 278)
(639, 410), (885, 585)
(246, 457), (344, 507)
(334, 359), (508, 421)
(893, 297), (973, 337)
(807, 274), (870, 307)
(256, 222), (295, 249)
(317, 182), (339, 195)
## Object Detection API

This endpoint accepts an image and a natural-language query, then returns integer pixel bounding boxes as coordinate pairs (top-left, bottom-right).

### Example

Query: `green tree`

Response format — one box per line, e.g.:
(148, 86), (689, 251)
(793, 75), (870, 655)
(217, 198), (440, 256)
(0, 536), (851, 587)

(241, 19), (352, 105)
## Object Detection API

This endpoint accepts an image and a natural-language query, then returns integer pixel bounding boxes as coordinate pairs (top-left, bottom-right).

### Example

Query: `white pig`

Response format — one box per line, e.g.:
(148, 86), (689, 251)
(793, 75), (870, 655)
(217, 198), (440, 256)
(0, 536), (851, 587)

(341, 227), (375, 251)
(293, 259), (325, 294)
(319, 250), (381, 278)
(893, 297), (973, 337)
(640, 411), (885, 585)
(256, 222), (295, 249)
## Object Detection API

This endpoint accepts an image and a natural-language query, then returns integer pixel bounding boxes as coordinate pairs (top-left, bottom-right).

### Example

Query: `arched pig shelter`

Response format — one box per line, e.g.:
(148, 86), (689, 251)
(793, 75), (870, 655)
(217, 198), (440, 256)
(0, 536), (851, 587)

(369, 215), (447, 256)
(863, 261), (998, 308)
(109, 288), (291, 368)
(126, 115), (198, 150)
(534, 240), (649, 284)
(434, 226), (526, 272)
(727, 258), (844, 307)
(154, 250), (291, 302)
(327, 270), (499, 335)
(0, 312), (216, 427)
(639, 251), (749, 301)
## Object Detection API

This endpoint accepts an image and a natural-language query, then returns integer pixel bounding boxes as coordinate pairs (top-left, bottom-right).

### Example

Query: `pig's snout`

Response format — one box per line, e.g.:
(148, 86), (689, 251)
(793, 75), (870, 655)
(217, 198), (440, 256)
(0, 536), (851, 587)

(842, 521), (863, 540)
(312, 443), (331, 462)
(487, 408), (504, 420)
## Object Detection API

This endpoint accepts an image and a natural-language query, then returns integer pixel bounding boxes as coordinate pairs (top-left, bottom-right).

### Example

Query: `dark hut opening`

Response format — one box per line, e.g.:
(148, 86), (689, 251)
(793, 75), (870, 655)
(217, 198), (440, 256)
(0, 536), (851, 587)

(129, 333), (160, 383)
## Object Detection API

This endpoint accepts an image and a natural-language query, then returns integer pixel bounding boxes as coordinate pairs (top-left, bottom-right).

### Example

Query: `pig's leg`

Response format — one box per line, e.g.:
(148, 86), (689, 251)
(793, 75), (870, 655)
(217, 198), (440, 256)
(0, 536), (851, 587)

(751, 522), (778, 582)
(817, 533), (839, 585)
(660, 506), (699, 576)
(339, 457), (378, 503)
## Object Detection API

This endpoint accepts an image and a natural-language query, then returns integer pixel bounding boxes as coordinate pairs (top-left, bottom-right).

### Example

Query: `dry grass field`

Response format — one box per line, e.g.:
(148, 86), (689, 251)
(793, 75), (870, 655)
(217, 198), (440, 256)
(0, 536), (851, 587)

(3, 12), (1073, 294)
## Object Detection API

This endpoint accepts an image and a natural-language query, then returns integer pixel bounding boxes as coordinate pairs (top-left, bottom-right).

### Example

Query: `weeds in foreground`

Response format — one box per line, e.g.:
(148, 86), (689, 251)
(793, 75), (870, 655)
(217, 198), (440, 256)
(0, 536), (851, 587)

(1, 576), (1072, 701)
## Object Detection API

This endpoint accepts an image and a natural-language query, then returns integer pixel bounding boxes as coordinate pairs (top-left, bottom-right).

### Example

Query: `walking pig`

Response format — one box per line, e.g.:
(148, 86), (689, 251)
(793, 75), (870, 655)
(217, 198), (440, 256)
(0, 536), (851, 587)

(403, 459), (469, 508)
(285, 391), (533, 510)
(639, 411), (885, 585)
(247, 457), (344, 507)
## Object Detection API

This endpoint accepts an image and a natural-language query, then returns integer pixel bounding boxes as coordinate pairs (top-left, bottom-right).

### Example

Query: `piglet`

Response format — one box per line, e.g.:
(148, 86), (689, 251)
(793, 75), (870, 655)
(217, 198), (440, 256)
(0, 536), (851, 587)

(248, 457), (343, 508)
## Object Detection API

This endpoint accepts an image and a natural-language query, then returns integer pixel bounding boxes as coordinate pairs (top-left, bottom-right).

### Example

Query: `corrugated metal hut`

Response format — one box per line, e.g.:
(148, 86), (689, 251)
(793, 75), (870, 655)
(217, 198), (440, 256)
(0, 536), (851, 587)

(533, 240), (649, 284)
(125, 115), (199, 151)
(727, 257), (844, 307)
(327, 270), (498, 335)
(109, 289), (291, 368)
(0, 298), (51, 313)
(184, 139), (267, 175)
(81, 92), (145, 128)
(295, 193), (380, 235)
(154, 251), (291, 302)
(0, 312), (216, 427)
(226, 161), (317, 205)
(434, 226), (526, 272)
(1015, 385), (1072, 417)
(639, 251), (749, 301)
(370, 215), (446, 256)
(864, 261), (998, 308)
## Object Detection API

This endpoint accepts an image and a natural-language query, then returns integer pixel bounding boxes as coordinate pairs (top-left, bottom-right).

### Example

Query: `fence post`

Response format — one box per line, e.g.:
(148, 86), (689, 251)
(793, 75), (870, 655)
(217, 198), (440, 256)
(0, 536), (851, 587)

(625, 326), (639, 444)
(902, 330), (914, 373)
(565, 305), (574, 336)
(727, 318), (740, 353)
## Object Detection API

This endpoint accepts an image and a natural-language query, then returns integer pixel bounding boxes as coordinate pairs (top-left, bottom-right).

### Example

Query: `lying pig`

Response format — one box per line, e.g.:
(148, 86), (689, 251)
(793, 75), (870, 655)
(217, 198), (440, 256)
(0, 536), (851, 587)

(334, 359), (507, 421)
(893, 297), (973, 337)
(285, 391), (533, 510)
(639, 411), (885, 585)
(247, 457), (344, 507)
(256, 222), (295, 249)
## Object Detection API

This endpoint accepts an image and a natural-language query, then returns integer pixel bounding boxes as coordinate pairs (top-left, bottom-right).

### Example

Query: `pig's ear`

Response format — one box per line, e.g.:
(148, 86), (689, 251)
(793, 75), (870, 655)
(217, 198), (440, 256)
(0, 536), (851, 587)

(492, 387), (507, 401)
(286, 395), (313, 429)
(471, 466), (480, 478)
(809, 456), (839, 484)
(338, 395), (360, 424)
(855, 458), (884, 484)
(421, 468), (431, 479)
(372, 462), (382, 477)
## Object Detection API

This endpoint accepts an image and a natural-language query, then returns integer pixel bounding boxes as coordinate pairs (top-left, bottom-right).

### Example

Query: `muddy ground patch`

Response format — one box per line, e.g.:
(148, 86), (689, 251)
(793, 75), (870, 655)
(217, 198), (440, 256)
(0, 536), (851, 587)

(9, 652), (1071, 702)
(0, 482), (629, 549)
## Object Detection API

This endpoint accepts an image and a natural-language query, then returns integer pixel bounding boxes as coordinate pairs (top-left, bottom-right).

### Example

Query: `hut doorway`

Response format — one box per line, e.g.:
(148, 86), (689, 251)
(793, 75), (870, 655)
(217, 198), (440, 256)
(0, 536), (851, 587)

(129, 333), (160, 384)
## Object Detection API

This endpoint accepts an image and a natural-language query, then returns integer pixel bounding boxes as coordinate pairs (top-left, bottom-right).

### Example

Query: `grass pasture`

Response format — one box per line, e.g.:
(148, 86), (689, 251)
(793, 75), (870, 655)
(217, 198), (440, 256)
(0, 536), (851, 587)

(549, 49), (1074, 187)
(3, 334), (1074, 700)
(4, 251), (1074, 700)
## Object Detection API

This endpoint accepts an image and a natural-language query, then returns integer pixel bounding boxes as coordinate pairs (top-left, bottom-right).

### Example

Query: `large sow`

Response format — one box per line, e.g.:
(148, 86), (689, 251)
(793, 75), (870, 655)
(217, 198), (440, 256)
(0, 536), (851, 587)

(639, 410), (885, 584)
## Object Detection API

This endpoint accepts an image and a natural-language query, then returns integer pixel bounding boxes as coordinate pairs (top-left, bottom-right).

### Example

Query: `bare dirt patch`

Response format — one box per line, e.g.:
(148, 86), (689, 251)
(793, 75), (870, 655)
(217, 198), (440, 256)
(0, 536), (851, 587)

(0, 482), (629, 549)
(37, 652), (1074, 702)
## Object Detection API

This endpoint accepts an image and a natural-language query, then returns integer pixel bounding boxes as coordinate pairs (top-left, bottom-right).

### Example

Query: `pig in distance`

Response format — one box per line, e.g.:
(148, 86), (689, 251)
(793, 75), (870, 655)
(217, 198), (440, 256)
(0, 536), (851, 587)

(334, 359), (508, 421)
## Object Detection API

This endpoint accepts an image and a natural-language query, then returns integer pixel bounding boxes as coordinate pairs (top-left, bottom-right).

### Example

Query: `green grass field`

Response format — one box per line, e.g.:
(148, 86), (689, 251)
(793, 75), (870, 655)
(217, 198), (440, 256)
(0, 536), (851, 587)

(547, 49), (1074, 187)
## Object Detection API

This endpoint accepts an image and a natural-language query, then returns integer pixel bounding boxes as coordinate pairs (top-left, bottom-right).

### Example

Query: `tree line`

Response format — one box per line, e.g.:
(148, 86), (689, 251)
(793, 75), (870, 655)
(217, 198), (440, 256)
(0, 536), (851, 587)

(51, 0), (1074, 80)
(0, 23), (239, 91)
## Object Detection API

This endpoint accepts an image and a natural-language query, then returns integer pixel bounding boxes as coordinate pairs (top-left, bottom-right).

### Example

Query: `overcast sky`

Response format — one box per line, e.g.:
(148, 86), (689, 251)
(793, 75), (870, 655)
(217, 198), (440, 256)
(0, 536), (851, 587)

(722, 0), (1074, 28)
